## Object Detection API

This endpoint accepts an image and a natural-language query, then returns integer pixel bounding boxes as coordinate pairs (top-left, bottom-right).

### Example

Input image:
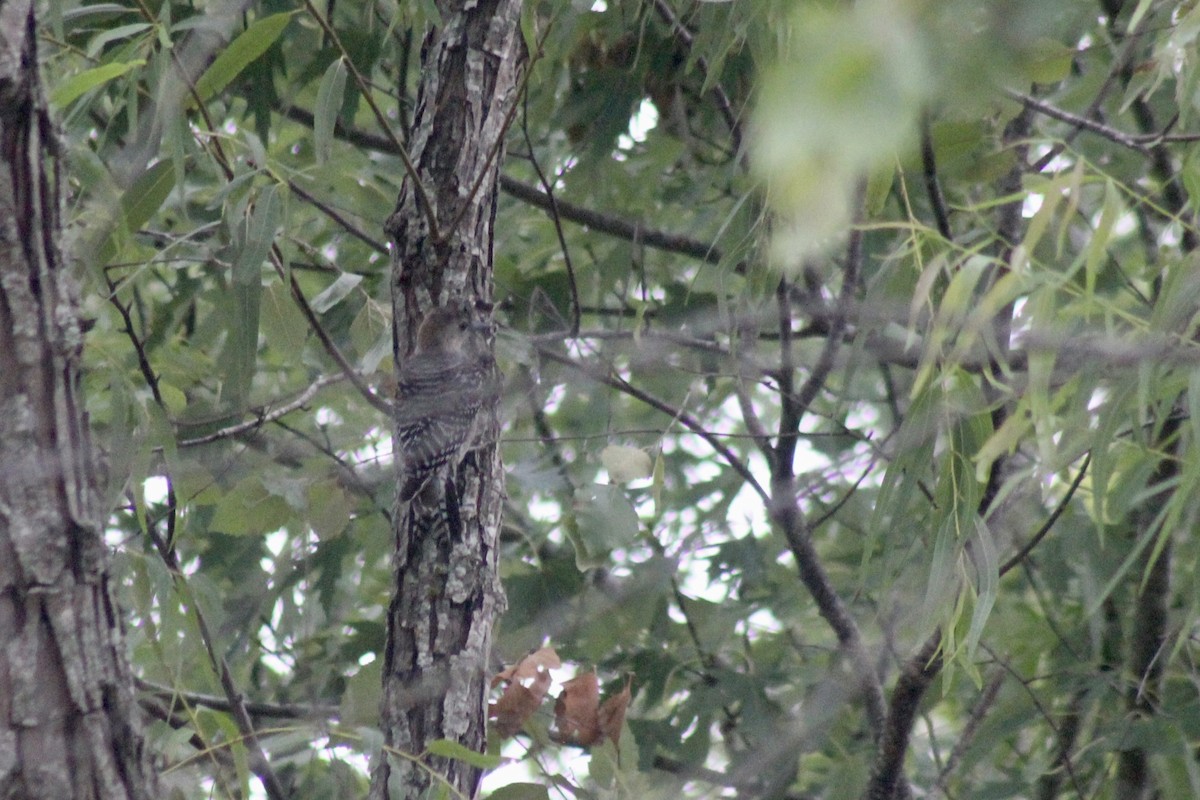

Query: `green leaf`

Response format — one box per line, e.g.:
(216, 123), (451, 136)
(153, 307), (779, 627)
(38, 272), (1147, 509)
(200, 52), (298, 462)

(224, 184), (279, 409)
(339, 660), (381, 726)
(191, 12), (295, 106)
(600, 444), (653, 484)
(260, 282), (308, 355)
(485, 783), (551, 800)
(95, 160), (176, 267)
(311, 273), (364, 313)
(315, 58), (348, 164)
(572, 483), (641, 566)
(158, 382), (187, 416)
(50, 60), (144, 108)
(210, 477), (291, 536)
(235, 184), (282, 284)
(963, 517), (998, 659)
(307, 480), (353, 540)
(1022, 38), (1074, 84)
(425, 739), (502, 769)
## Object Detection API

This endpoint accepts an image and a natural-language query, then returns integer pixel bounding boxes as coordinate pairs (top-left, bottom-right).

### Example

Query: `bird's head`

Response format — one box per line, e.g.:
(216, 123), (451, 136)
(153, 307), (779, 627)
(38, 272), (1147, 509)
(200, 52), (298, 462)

(414, 303), (490, 355)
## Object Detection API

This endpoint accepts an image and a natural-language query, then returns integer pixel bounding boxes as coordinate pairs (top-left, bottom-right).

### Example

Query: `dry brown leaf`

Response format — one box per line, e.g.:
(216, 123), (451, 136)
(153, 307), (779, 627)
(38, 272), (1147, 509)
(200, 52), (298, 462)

(551, 672), (602, 746)
(488, 646), (561, 738)
(491, 646), (561, 691)
(489, 683), (543, 738)
(598, 675), (633, 747)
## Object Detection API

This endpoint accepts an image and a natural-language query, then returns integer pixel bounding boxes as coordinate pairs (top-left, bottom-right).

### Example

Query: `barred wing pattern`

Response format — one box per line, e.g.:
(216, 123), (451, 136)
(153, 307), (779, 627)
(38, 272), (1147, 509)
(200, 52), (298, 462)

(395, 350), (492, 503)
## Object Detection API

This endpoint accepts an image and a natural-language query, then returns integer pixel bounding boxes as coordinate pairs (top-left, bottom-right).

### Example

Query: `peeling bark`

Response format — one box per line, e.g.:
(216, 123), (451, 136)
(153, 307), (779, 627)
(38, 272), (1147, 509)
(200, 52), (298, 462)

(0, 1), (159, 796)
(371, 2), (525, 798)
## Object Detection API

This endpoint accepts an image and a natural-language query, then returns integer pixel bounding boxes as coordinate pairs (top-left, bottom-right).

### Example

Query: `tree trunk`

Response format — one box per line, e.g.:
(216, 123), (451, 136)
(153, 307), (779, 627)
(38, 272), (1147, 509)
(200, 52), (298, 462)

(0, 1), (159, 797)
(370, 2), (525, 798)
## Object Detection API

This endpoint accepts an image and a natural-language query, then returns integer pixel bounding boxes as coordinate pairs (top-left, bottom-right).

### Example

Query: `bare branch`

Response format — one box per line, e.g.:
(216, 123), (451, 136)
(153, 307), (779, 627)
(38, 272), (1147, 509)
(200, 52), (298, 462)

(535, 346), (768, 502)
(177, 374), (345, 447)
(650, 0), (745, 159)
(920, 111), (954, 239)
(520, 100), (581, 335)
(1005, 89), (1149, 153)
(861, 633), (942, 800)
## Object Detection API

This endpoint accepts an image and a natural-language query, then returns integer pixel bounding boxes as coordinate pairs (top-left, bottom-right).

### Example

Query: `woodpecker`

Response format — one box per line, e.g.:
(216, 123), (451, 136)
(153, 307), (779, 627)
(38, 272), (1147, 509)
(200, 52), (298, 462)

(395, 303), (496, 504)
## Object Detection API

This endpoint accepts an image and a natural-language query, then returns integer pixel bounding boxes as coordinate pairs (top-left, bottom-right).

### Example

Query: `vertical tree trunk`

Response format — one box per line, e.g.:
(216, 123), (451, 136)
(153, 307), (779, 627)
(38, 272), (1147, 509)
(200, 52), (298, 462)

(0, 1), (159, 797)
(371, 2), (525, 798)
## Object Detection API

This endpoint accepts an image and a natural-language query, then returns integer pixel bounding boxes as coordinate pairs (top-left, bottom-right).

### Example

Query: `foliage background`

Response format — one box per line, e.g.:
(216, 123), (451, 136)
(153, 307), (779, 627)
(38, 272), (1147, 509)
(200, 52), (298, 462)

(41, 0), (1200, 797)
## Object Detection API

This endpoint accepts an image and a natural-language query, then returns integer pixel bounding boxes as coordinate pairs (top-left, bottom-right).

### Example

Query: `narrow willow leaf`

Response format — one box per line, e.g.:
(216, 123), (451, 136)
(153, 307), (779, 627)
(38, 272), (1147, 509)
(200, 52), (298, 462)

(95, 160), (175, 267)
(315, 58), (348, 164)
(235, 184), (281, 285)
(85, 23), (151, 58)
(1084, 180), (1122, 309)
(191, 12), (294, 106)
(311, 273), (364, 313)
(964, 517), (998, 660)
(426, 739), (502, 769)
(50, 59), (144, 108)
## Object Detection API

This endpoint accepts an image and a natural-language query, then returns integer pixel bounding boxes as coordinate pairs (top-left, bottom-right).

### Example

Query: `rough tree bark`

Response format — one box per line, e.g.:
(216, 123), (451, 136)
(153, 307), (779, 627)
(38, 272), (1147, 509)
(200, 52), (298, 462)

(370, 2), (525, 798)
(0, 1), (159, 797)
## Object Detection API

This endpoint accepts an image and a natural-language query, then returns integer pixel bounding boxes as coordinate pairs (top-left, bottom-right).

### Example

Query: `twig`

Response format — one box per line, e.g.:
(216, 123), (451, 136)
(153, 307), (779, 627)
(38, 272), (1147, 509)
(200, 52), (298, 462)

(982, 644), (1086, 798)
(105, 283), (181, 550)
(999, 453), (1090, 576)
(933, 668), (1005, 797)
(276, 105), (727, 265)
(143, 500), (289, 800)
(521, 97), (580, 335)
(1031, 24), (1147, 172)
(650, 0), (744, 159)
(920, 111), (954, 239)
(287, 179), (387, 254)
(269, 244), (391, 414)
(500, 175), (724, 263)
(785, 179), (865, 439)
(535, 346), (768, 502)
(137, 679), (337, 720)
(177, 374), (345, 447)
(1004, 89), (1148, 153)
(300, 0), (440, 239)
(861, 634), (942, 800)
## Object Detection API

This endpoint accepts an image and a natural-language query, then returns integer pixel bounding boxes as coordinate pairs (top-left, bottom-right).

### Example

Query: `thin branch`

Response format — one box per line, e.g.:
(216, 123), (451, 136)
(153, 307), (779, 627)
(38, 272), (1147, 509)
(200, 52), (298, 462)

(1034, 689), (1087, 800)
(521, 97), (580, 335)
(730, 309), (775, 462)
(920, 111), (954, 239)
(982, 644), (1087, 799)
(650, 0), (744, 160)
(1031, 23), (1147, 172)
(999, 452), (1090, 576)
(786, 179), (866, 434)
(499, 175), (724, 263)
(535, 346), (768, 502)
(1004, 89), (1149, 153)
(137, 679), (337, 720)
(143, 499), (289, 800)
(808, 455), (877, 531)
(933, 668), (1005, 798)
(106, 283), (180, 550)
(276, 105), (727, 265)
(287, 180), (387, 254)
(775, 278), (799, 478)
(269, 244), (391, 415)
(177, 374), (345, 447)
(861, 633), (942, 800)
(772, 495), (890, 740)
(301, 0), (440, 239)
